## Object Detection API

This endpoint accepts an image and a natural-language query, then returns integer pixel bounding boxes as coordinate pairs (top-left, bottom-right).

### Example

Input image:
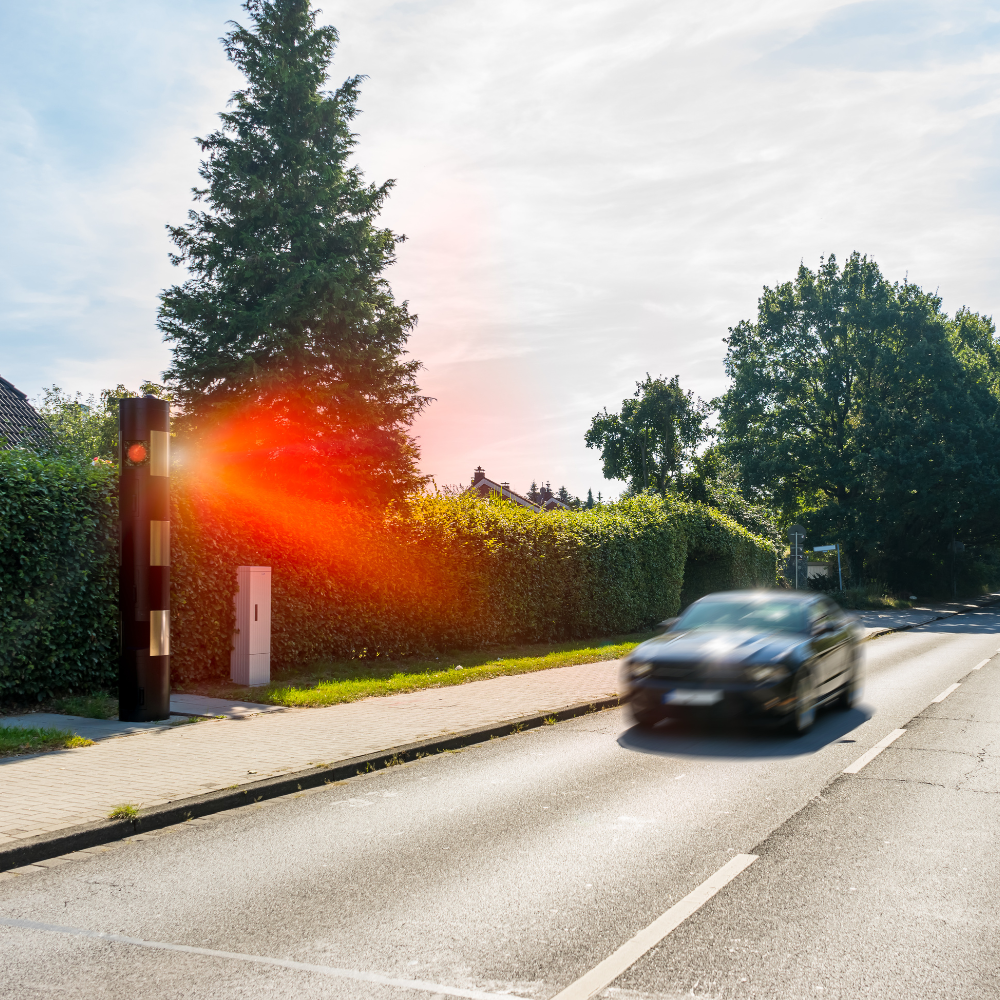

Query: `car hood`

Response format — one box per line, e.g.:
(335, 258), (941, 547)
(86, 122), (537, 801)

(629, 628), (804, 666)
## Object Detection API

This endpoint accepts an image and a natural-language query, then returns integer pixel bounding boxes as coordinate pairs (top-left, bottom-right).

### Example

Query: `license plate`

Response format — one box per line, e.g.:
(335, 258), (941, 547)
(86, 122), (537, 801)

(663, 689), (723, 706)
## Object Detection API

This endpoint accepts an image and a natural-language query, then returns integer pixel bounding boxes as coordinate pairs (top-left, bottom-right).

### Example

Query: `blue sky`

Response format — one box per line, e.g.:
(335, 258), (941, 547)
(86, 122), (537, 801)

(2, 1), (1000, 498)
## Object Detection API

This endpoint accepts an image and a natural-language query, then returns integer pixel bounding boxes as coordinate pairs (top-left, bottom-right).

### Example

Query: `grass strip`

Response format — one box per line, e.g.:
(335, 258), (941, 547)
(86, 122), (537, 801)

(49, 693), (118, 719)
(179, 632), (651, 709)
(0, 725), (94, 757)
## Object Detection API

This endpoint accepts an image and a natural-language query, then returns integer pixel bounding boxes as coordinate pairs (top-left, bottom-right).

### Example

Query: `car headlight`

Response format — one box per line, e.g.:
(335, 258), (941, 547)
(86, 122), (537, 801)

(628, 660), (653, 678)
(744, 664), (790, 683)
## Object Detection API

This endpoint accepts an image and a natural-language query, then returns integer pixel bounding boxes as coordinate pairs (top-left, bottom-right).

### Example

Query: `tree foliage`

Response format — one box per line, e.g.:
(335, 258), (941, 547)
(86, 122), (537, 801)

(719, 253), (1000, 588)
(158, 0), (428, 503)
(676, 446), (780, 548)
(585, 374), (711, 495)
(37, 383), (171, 464)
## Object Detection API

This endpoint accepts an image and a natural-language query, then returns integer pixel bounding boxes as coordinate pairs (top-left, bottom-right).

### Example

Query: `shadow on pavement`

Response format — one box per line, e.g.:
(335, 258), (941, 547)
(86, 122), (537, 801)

(617, 704), (872, 759)
(911, 610), (1000, 635)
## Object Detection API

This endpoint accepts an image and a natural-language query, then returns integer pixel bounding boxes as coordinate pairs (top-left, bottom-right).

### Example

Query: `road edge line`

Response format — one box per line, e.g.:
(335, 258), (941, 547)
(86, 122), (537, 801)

(843, 728), (907, 774)
(931, 682), (961, 703)
(548, 854), (758, 1000)
(0, 918), (515, 1000)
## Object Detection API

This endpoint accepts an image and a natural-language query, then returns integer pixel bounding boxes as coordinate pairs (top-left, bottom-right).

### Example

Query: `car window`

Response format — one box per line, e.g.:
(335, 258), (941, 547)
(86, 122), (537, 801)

(818, 597), (841, 620)
(677, 598), (809, 634)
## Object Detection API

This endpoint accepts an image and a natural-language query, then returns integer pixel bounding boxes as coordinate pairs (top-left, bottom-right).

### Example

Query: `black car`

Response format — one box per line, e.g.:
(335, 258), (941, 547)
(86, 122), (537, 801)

(621, 590), (861, 735)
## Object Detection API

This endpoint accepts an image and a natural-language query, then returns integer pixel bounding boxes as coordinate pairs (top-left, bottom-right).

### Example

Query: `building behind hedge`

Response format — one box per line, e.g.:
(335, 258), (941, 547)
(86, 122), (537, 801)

(0, 374), (53, 451)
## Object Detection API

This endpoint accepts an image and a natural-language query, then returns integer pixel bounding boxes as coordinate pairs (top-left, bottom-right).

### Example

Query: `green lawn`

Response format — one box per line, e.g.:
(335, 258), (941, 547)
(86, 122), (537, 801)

(50, 692), (119, 719)
(0, 724), (94, 757)
(176, 631), (652, 709)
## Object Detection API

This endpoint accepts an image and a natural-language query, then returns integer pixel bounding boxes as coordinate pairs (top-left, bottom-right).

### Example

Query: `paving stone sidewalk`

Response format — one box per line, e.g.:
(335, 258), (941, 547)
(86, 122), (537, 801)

(1, 594), (994, 858)
(0, 660), (621, 849)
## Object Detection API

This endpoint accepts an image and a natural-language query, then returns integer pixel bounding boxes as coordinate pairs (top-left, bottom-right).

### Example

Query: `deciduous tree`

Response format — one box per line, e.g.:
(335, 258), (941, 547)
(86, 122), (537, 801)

(585, 375), (710, 496)
(719, 253), (1000, 587)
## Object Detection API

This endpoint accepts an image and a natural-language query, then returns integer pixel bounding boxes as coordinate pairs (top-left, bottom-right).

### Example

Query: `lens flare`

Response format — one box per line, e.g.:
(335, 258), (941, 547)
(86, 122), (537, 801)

(172, 398), (476, 667)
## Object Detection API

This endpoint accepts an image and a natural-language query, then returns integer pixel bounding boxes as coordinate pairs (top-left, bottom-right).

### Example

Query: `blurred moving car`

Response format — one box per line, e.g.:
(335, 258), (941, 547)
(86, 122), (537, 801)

(621, 590), (862, 735)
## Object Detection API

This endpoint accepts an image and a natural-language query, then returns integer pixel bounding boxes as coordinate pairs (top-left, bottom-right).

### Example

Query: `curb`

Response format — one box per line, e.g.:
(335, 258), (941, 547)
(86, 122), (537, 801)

(0, 696), (621, 872)
(859, 594), (1000, 644)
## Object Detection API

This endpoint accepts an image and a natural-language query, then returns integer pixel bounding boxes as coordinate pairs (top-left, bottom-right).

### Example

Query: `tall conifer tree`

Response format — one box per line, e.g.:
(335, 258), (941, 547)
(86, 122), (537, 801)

(158, 0), (428, 502)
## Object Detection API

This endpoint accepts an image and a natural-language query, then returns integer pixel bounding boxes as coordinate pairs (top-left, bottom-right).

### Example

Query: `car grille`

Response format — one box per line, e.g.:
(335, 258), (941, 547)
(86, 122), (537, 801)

(651, 661), (700, 680)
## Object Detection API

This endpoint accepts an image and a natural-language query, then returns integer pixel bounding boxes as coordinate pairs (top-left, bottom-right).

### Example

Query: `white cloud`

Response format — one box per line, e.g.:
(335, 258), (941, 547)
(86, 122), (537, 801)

(2, 0), (999, 499)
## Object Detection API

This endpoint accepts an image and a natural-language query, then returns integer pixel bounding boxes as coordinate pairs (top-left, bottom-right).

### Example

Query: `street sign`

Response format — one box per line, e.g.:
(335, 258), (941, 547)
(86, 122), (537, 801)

(788, 524), (806, 539)
(813, 544), (837, 552)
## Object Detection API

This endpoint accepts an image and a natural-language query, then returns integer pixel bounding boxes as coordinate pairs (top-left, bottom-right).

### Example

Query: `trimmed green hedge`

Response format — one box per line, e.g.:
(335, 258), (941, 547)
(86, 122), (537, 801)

(0, 450), (118, 701)
(169, 487), (777, 683)
(0, 457), (777, 696)
(679, 502), (779, 607)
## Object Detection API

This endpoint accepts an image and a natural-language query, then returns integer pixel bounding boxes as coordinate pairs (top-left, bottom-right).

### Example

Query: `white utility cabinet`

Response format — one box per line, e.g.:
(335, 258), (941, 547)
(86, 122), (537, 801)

(231, 565), (271, 686)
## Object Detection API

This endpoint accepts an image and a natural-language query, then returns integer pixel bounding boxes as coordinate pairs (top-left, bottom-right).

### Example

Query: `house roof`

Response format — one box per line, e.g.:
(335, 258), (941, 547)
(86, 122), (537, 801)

(469, 474), (540, 512)
(466, 467), (570, 513)
(0, 375), (55, 451)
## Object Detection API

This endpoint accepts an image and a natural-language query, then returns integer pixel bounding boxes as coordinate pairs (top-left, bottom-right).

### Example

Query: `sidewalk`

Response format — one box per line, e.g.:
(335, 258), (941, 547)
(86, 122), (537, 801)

(2, 594), (995, 870)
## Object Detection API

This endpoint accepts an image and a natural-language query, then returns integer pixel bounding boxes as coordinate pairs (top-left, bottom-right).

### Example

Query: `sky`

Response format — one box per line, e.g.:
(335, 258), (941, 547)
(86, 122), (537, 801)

(2, 1), (1000, 499)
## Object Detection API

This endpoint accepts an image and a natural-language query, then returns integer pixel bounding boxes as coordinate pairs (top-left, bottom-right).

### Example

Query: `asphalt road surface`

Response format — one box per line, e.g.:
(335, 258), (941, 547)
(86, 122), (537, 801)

(2, 609), (999, 999)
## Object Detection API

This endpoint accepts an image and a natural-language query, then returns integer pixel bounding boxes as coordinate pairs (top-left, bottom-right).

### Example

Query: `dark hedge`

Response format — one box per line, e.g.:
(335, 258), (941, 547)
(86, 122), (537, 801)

(0, 450), (118, 700)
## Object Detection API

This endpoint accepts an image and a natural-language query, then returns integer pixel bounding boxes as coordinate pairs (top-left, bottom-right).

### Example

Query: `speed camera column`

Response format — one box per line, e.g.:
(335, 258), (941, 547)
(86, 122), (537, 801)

(118, 395), (171, 722)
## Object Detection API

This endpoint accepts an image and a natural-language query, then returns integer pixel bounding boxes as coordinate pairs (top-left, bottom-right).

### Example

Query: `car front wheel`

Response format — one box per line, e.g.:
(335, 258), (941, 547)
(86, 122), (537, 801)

(784, 667), (817, 736)
(833, 654), (860, 711)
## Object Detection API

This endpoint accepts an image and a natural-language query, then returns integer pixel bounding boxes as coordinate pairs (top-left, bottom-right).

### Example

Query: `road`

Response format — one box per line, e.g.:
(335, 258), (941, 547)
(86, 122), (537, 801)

(2, 608), (999, 999)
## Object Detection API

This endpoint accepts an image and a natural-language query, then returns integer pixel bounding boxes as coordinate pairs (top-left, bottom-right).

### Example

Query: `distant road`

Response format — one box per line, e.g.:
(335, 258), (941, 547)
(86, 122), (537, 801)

(2, 608), (999, 999)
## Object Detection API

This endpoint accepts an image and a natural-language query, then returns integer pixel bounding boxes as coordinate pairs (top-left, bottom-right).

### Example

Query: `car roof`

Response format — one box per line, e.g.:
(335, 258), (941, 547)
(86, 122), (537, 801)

(694, 590), (819, 605)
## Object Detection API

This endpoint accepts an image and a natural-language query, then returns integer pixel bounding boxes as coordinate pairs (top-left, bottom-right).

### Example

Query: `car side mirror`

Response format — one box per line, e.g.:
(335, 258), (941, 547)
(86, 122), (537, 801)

(656, 617), (680, 635)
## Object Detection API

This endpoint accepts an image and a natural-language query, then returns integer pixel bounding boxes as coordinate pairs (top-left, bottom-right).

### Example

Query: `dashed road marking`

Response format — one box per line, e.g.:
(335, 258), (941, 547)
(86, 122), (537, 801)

(548, 854), (758, 1000)
(843, 729), (907, 774)
(0, 918), (515, 1000)
(931, 683), (960, 704)
(972, 659), (990, 671)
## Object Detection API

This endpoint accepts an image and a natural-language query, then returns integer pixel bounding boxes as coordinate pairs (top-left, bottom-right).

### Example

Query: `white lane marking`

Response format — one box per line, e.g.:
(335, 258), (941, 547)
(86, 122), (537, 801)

(0, 918), (518, 1000)
(931, 683), (960, 703)
(843, 729), (907, 774)
(548, 854), (758, 1000)
(972, 659), (990, 671)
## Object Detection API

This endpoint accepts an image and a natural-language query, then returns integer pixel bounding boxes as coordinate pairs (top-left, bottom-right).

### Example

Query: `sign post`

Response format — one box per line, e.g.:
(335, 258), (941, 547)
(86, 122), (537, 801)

(118, 396), (171, 722)
(813, 543), (843, 591)
(787, 525), (806, 590)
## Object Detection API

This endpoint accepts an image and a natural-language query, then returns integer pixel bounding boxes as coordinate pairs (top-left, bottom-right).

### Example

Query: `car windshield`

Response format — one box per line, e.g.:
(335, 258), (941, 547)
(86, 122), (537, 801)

(676, 597), (809, 634)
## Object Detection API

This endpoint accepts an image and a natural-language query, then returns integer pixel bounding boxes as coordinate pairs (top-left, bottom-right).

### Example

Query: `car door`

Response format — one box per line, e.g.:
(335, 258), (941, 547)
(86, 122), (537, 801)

(820, 597), (851, 686)
(808, 600), (842, 692)
(813, 597), (850, 691)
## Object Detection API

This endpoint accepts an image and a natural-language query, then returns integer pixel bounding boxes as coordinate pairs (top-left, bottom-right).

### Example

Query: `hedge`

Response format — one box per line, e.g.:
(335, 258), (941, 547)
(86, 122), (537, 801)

(0, 450), (118, 700)
(168, 484), (776, 683)
(0, 456), (777, 697)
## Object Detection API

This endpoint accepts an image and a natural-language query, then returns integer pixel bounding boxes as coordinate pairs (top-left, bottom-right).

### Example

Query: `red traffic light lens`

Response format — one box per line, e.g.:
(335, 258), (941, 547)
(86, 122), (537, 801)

(127, 442), (148, 464)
